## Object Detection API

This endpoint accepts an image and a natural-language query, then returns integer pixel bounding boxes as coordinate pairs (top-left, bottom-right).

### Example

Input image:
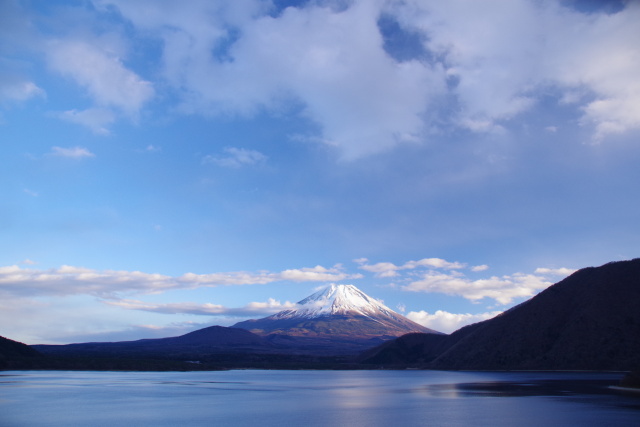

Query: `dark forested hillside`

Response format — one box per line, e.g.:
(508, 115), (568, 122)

(362, 259), (640, 370)
(0, 335), (43, 369)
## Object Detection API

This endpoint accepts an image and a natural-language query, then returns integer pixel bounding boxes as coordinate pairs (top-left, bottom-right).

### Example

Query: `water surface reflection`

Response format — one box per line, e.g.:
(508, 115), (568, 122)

(1, 370), (638, 427)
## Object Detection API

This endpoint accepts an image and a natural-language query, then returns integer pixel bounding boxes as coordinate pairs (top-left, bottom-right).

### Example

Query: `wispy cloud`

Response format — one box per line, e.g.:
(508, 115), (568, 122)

(404, 271), (553, 305)
(50, 146), (95, 159)
(49, 322), (209, 344)
(106, 297), (296, 317)
(145, 144), (161, 152)
(357, 257), (574, 305)
(356, 257), (466, 278)
(0, 264), (361, 299)
(55, 108), (115, 135)
(203, 147), (267, 168)
(534, 267), (577, 276)
(0, 77), (44, 104)
(0, 258), (576, 344)
(46, 38), (154, 116)
(406, 309), (503, 334)
(0, 259), (573, 310)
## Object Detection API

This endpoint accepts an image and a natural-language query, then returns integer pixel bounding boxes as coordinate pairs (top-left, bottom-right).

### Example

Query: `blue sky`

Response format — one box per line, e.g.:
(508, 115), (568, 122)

(2, 0), (639, 344)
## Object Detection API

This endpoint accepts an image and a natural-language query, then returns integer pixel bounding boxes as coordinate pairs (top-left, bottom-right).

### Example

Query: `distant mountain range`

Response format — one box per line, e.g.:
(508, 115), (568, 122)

(33, 284), (435, 360)
(33, 325), (275, 358)
(362, 258), (640, 370)
(4, 258), (640, 371)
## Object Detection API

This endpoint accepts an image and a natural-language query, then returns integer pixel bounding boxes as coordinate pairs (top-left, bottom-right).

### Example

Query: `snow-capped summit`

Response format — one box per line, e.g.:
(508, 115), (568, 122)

(233, 284), (440, 347)
(272, 284), (401, 319)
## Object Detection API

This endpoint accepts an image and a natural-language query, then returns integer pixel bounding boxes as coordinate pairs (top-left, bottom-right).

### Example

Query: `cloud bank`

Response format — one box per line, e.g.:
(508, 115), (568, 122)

(355, 257), (576, 305)
(88, 0), (640, 157)
(402, 269), (577, 305)
(0, 264), (361, 299)
(106, 297), (296, 317)
(4, 0), (637, 156)
(0, 257), (575, 343)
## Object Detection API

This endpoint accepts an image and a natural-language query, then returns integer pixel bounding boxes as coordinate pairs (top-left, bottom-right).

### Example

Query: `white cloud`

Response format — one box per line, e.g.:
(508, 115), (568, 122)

(359, 257), (466, 277)
(404, 271), (551, 305)
(203, 147), (267, 168)
(403, 265), (575, 305)
(471, 264), (489, 272)
(50, 146), (95, 159)
(534, 267), (577, 276)
(406, 309), (503, 334)
(393, 0), (640, 139)
(278, 265), (362, 282)
(359, 261), (401, 278)
(56, 108), (115, 135)
(99, 0), (445, 159)
(544, 3), (640, 141)
(0, 263), (361, 299)
(52, 322), (209, 344)
(0, 3), (44, 106)
(0, 293), (150, 345)
(46, 38), (153, 116)
(0, 75), (43, 104)
(106, 297), (296, 317)
(229, 1), (444, 160)
(403, 258), (465, 270)
(6, 0), (640, 155)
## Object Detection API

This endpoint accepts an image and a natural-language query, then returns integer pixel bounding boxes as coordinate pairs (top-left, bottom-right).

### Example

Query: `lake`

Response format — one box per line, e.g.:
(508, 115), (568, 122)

(1, 370), (639, 426)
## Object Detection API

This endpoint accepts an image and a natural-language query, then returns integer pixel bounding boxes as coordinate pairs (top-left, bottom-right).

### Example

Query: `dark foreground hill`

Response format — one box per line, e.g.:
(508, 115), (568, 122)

(362, 258), (640, 370)
(0, 335), (44, 369)
(1, 333), (226, 371)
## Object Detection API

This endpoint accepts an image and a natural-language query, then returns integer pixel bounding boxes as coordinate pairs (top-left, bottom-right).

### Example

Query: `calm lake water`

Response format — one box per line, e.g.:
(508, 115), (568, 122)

(1, 370), (639, 426)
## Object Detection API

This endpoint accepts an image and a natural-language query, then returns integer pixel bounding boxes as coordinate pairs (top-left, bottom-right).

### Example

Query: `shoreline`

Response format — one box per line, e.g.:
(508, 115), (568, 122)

(610, 385), (640, 394)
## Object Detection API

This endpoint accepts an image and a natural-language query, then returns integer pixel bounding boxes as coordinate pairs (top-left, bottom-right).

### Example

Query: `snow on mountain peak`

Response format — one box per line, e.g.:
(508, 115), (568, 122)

(271, 284), (397, 320)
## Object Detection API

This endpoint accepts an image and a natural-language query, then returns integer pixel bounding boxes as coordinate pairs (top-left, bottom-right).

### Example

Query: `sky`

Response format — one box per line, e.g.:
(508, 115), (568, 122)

(2, 0), (640, 345)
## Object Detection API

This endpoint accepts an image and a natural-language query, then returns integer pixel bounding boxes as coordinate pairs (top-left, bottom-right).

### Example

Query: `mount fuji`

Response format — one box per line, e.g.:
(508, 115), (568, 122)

(33, 284), (439, 363)
(233, 284), (439, 351)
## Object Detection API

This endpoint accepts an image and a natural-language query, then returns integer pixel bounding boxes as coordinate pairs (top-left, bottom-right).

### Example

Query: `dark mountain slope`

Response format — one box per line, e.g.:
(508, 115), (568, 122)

(0, 335), (43, 369)
(141, 325), (271, 347)
(359, 323), (482, 365)
(363, 258), (640, 370)
(358, 333), (450, 365)
(432, 258), (640, 370)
